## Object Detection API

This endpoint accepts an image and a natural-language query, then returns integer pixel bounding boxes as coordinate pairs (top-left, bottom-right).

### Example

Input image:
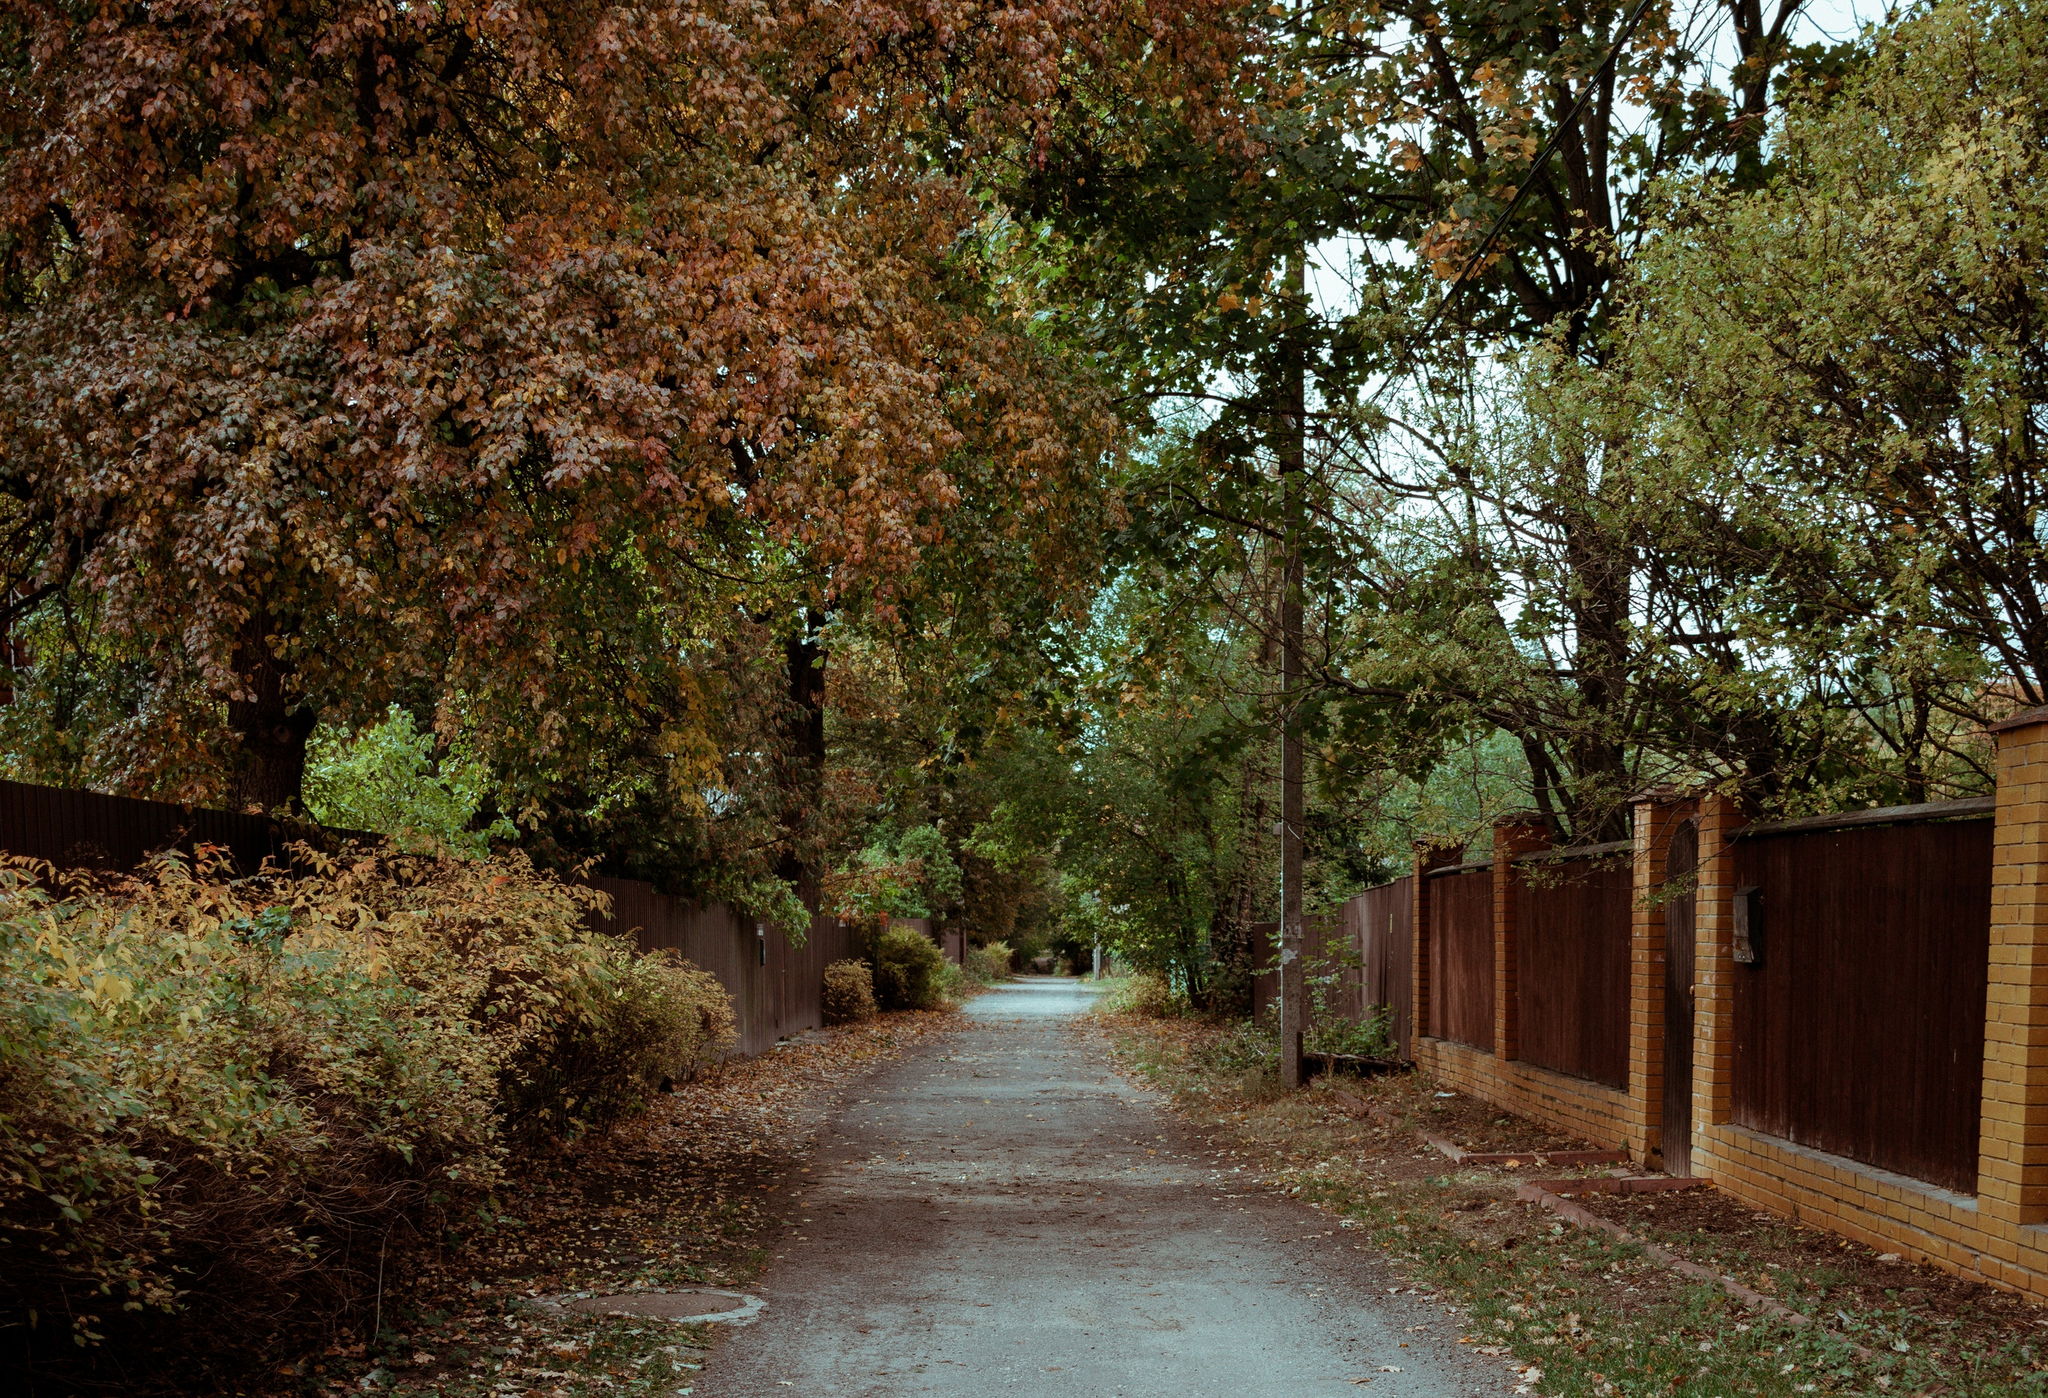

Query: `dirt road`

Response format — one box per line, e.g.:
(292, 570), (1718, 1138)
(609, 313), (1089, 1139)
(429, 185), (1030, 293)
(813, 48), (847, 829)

(696, 979), (1515, 1398)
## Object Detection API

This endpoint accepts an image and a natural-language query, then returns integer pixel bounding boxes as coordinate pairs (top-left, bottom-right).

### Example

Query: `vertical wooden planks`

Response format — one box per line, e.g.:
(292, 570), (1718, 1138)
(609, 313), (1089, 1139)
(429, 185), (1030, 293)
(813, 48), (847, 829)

(1429, 868), (1496, 1051)
(1729, 818), (1992, 1194)
(1516, 855), (1632, 1088)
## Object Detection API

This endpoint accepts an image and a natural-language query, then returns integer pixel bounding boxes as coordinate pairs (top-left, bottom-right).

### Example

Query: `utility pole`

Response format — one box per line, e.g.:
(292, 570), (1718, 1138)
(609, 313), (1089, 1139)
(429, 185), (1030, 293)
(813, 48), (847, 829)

(1277, 248), (1307, 1092)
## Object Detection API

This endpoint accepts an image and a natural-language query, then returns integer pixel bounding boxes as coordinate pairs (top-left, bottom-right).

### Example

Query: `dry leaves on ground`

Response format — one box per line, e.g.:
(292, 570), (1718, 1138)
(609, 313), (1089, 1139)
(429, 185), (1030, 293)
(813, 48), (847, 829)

(276, 1010), (956, 1397)
(1095, 1012), (2048, 1398)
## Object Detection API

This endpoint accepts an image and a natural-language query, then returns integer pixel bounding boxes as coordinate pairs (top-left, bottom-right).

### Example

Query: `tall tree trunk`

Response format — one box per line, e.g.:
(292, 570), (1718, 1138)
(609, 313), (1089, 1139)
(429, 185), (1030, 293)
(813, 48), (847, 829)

(1278, 249), (1307, 1092)
(225, 614), (316, 813)
(1562, 487), (1634, 842)
(778, 607), (829, 910)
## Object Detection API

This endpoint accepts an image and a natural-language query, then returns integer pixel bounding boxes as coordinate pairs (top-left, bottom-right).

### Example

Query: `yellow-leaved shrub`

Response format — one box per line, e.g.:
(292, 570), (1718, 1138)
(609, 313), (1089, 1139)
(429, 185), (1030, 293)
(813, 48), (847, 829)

(0, 846), (732, 1365)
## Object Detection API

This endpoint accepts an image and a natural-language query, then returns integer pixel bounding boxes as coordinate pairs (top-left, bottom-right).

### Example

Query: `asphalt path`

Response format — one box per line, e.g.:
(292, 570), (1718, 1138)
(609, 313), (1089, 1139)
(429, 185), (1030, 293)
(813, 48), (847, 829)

(696, 978), (1515, 1398)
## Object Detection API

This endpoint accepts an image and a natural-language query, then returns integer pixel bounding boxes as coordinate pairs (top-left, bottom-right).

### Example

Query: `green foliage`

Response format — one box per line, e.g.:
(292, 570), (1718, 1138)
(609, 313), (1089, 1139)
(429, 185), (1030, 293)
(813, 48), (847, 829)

(827, 825), (964, 922)
(500, 949), (736, 1145)
(1100, 972), (1186, 1019)
(821, 959), (878, 1024)
(304, 706), (513, 855)
(894, 826), (963, 909)
(964, 940), (1013, 985)
(0, 847), (726, 1358)
(870, 926), (946, 1012)
(1306, 1005), (1398, 1061)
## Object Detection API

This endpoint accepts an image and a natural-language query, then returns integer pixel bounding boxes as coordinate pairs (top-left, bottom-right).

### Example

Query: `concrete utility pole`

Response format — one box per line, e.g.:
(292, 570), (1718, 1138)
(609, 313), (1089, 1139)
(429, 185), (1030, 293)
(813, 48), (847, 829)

(1277, 248), (1307, 1092)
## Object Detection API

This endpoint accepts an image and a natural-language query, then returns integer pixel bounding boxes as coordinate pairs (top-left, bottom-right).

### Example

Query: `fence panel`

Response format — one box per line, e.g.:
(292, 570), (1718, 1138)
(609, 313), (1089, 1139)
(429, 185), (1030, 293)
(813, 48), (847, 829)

(588, 876), (855, 1058)
(1730, 816), (1992, 1194)
(1252, 917), (1344, 1029)
(0, 777), (360, 875)
(1516, 855), (1630, 1088)
(1428, 868), (1495, 1051)
(1351, 877), (1414, 1058)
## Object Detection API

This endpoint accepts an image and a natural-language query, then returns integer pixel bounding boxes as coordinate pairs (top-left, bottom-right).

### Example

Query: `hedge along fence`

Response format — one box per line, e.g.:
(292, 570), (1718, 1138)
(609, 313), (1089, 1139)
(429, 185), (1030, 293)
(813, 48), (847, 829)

(0, 847), (735, 1368)
(0, 778), (851, 1060)
(586, 878), (856, 1058)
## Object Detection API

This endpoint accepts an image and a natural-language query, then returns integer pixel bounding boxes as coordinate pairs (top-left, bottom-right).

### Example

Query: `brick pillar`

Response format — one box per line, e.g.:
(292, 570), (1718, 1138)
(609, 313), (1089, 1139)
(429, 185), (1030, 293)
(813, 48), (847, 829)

(1628, 794), (1691, 1168)
(1493, 816), (1549, 1062)
(1981, 707), (2048, 1226)
(1693, 793), (1743, 1130)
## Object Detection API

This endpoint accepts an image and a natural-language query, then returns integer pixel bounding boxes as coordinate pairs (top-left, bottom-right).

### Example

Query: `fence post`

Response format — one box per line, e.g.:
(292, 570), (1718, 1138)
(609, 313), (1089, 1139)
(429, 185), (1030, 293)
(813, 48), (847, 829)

(1493, 816), (1549, 1062)
(1629, 793), (1688, 1168)
(1980, 707), (2048, 1228)
(1693, 792), (1744, 1133)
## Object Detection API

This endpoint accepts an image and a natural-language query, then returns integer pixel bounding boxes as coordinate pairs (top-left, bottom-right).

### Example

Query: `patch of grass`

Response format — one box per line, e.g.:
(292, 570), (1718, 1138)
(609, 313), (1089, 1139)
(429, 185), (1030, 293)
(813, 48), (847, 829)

(1102, 1016), (2048, 1398)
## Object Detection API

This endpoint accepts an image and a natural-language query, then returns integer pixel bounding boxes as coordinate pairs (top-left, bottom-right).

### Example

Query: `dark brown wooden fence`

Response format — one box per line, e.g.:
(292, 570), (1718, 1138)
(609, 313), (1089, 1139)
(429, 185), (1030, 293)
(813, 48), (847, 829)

(0, 778), (854, 1062)
(1251, 916), (1340, 1029)
(1730, 810), (1993, 1195)
(0, 777), (362, 874)
(1516, 852), (1630, 1088)
(1249, 882), (1414, 1058)
(589, 877), (858, 1058)
(1350, 876), (1414, 1058)
(1429, 866), (1495, 1051)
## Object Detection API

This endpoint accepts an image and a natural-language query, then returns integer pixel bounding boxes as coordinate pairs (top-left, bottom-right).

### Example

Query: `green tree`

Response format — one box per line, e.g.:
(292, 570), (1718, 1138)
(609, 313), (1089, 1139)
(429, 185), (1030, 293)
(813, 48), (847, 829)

(1618, 0), (2045, 773)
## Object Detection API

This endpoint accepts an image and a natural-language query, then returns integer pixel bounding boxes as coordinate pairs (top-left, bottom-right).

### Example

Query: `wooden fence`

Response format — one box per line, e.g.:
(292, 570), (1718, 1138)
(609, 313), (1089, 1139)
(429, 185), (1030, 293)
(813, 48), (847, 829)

(0, 778), (854, 1060)
(1728, 813), (1992, 1195)
(589, 877), (857, 1058)
(1428, 865), (1495, 1051)
(1514, 849), (1631, 1089)
(1250, 876), (1416, 1058)
(0, 777), (362, 873)
(1350, 876), (1415, 1057)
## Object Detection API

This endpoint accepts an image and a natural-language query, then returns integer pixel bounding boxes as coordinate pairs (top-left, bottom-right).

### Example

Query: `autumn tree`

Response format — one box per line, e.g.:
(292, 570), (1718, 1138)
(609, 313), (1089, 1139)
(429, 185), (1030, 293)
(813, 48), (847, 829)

(0, 0), (1231, 845)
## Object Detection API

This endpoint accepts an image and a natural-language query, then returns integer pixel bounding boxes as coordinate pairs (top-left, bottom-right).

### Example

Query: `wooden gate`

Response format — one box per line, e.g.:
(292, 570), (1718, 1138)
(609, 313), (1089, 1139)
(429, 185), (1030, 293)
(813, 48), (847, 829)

(1663, 820), (1698, 1177)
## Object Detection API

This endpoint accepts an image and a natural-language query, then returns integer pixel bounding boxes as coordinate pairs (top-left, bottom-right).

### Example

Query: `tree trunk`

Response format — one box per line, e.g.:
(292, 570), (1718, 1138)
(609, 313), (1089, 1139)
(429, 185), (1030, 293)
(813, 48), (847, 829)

(1278, 249), (1307, 1092)
(777, 608), (829, 904)
(225, 615), (317, 813)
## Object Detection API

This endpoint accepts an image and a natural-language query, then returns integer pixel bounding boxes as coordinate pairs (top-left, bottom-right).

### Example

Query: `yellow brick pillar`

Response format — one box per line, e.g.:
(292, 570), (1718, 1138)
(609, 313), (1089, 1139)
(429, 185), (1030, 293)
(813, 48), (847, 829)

(1628, 793), (1692, 1168)
(1980, 707), (2048, 1227)
(1493, 816), (1549, 1062)
(1693, 793), (1743, 1131)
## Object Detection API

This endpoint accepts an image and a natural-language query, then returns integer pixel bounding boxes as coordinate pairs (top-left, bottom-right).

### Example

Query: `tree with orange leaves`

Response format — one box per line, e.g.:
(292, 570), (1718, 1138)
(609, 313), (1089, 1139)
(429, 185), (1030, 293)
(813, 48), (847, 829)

(0, 0), (1242, 822)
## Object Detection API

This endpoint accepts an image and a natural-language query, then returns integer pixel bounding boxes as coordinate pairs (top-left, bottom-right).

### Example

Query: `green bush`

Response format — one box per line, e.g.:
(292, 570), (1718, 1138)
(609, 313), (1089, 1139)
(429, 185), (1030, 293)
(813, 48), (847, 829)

(0, 846), (727, 1371)
(502, 948), (736, 1143)
(965, 940), (1012, 984)
(1306, 1004), (1399, 1060)
(1101, 971), (1183, 1018)
(821, 958), (877, 1024)
(871, 926), (945, 1011)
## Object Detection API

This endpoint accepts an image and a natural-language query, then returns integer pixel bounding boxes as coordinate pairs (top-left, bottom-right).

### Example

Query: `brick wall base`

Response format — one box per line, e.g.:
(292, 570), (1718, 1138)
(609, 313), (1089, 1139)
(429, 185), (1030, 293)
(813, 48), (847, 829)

(1416, 1033), (2048, 1299)
(1694, 1126), (2048, 1299)
(1413, 1036), (1633, 1152)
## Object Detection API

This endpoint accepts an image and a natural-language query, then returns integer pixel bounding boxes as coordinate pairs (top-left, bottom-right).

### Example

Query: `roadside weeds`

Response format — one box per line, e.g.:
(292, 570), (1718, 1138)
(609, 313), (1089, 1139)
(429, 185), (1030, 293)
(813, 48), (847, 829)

(1096, 1013), (2048, 1398)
